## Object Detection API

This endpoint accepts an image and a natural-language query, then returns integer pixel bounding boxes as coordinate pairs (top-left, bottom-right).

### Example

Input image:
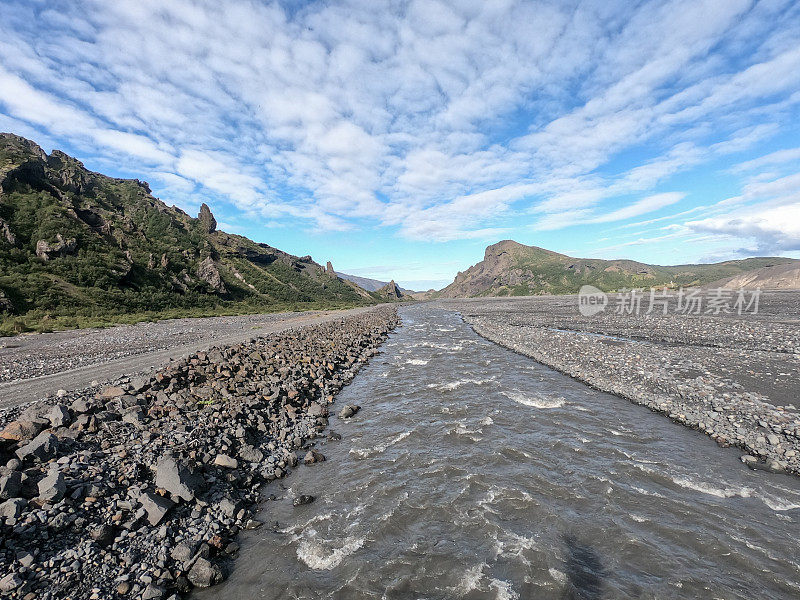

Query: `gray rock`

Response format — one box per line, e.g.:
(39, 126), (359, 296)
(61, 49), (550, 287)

(142, 583), (166, 599)
(293, 494), (315, 506)
(155, 456), (199, 502)
(338, 404), (360, 419)
(46, 404), (72, 427)
(238, 444), (263, 463)
(0, 572), (23, 593)
(16, 431), (58, 461)
(0, 498), (26, 520)
(139, 491), (174, 525)
(38, 468), (66, 503)
(0, 471), (22, 500)
(170, 540), (199, 562)
(187, 557), (223, 588)
(213, 454), (238, 469)
(90, 524), (116, 546)
(767, 433), (781, 445)
(303, 450), (325, 464)
(307, 402), (327, 417)
(121, 407), (145, 426)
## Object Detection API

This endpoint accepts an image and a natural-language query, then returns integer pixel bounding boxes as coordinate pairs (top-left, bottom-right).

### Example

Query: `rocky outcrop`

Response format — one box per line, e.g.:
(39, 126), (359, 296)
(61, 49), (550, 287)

(34, 234), (77, 261)
(196, 256), (227, 294)
(198, 203), (217, 234)
(0, 218), (15, 245)
(375, 280), (404, 300)
(326, 261), (335, 276)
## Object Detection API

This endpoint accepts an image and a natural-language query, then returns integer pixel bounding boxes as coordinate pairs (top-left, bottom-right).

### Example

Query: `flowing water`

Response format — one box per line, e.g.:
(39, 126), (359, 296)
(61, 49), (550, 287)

(198, 304), (800, 599)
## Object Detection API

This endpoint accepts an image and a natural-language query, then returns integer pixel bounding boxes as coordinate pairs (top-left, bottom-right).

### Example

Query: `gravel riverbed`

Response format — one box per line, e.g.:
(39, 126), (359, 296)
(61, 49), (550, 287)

(0, 311), (324, 384)
(0, 306), (398, 599)
(447, 293), (800, 476)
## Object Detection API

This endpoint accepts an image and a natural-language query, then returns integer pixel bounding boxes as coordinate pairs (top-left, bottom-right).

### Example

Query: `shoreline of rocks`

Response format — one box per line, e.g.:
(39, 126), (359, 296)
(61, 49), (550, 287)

(459, 312), (800, 476)
(0, 306), (399, 599)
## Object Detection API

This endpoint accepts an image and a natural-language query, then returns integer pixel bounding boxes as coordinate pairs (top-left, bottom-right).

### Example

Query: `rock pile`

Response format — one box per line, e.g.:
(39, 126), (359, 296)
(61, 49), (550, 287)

(0, 306), (398, 599)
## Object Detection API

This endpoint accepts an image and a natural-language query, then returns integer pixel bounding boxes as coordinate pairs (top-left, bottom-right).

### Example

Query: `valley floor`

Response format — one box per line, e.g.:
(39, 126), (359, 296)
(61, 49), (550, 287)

(445, 291), (800, 475)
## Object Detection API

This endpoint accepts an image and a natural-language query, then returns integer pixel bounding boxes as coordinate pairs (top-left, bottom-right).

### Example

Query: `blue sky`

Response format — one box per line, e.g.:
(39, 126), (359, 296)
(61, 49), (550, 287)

(1, 0), (799, 290)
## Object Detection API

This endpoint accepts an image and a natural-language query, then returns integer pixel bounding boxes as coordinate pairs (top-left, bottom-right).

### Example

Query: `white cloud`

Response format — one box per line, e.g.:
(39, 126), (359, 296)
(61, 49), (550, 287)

(687, 204), (800, 253)
(0, 0), (798, 248)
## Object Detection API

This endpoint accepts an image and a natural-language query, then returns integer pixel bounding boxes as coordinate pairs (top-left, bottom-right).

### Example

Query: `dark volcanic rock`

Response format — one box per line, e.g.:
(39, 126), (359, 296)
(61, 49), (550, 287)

(0, 306), (398, 599)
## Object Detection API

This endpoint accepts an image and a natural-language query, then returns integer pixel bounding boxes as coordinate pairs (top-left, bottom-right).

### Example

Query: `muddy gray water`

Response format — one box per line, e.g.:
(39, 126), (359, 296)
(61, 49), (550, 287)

(197, 304), (800, 599)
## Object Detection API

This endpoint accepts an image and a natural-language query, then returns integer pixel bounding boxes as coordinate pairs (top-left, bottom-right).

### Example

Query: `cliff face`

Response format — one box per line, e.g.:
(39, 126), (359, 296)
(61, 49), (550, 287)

(437, 239), (799, 297)
(0, 133), (370, 319)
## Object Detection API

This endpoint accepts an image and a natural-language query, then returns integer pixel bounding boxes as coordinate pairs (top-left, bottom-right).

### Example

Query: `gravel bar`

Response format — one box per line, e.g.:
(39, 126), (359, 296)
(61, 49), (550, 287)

(0, 308), (381, 409)
(0, 306), (399, 599)
(446, 293), (800, 476)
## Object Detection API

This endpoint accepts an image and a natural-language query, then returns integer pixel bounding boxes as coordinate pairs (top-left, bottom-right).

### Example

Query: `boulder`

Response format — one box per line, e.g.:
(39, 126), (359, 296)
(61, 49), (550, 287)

(37, 468), (66, 503)
(0, 498), (25, 520)
(0, 572), (23, 593)
(16, 431), (58, 461)
(89, 524), (117, 547)
(141, 583), (166, 600)
(99, 386), (126, 399)
(155, 456), (200, 502)
(303, 449), (326, 465)
(139, 491), (174, 526)
(170, 540), (199, 562)
(0, 471), (22, 500)
(46, 405), (72, 428)
(307, 402), (327, 417)
(0, 419), (44, 441)
(338, 404), (361, 419)
(213, 454), (238, 469)
(237, 444), (263, 463)
(187, 557), (223, 588)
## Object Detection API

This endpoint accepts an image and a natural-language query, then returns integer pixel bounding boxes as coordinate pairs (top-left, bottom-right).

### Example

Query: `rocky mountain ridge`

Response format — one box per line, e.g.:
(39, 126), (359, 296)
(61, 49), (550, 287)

(0, 133), (385, 331)
(438, 240), (799, 297)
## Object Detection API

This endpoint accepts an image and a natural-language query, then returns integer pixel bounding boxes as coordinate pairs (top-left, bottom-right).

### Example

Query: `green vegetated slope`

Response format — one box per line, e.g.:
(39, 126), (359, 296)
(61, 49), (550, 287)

(0, 133), (385, 334)
(437, 240), (798, 297)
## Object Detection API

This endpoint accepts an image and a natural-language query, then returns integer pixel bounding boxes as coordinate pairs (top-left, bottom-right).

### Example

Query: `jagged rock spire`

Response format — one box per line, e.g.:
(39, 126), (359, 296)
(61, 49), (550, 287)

(198, 203), (217, 233)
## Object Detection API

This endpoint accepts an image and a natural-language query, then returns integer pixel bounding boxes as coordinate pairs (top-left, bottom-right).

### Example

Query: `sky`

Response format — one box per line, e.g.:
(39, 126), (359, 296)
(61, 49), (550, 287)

(1, 0), (799, 290)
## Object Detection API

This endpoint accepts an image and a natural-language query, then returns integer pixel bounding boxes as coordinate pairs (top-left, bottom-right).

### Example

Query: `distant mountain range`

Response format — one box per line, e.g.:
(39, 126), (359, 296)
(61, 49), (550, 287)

(437, 240), (799, 297)
(0, 133), (395, 332)
(336, 272), (415, 294)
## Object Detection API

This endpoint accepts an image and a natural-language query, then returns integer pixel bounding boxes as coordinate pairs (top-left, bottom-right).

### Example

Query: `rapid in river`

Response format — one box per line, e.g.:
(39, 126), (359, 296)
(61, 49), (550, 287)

(198, 304), (800, 599)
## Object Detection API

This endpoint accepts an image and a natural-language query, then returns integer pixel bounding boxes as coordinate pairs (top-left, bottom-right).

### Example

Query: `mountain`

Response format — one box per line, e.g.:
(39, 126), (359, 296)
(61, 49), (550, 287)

(336, 271), (415, 294)
(707, 263), (800, 290)
(437, 240), (799, 297)
(373, 280), (404, 300)
(0, 133), (383, 333)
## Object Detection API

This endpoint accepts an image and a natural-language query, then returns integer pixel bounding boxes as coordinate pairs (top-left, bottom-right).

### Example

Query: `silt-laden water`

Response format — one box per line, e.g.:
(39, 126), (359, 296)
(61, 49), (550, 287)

(197, 304), (800, 599)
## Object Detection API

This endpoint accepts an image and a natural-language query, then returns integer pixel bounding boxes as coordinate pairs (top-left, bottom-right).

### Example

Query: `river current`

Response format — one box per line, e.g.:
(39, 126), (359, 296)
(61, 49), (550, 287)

(198, 304), (800, 599)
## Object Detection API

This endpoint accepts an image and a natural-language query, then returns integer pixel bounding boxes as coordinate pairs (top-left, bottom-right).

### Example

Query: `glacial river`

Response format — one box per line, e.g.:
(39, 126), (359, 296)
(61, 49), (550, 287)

(198, 304), (800, 599)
